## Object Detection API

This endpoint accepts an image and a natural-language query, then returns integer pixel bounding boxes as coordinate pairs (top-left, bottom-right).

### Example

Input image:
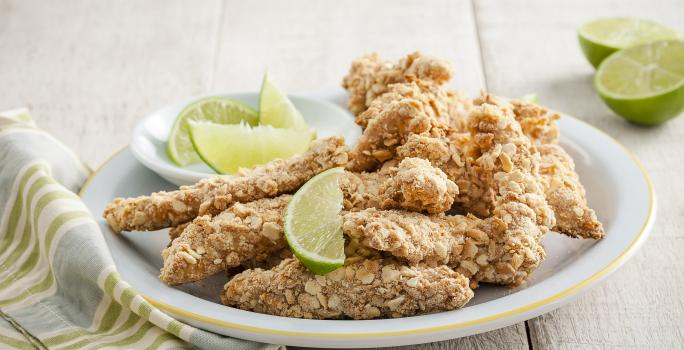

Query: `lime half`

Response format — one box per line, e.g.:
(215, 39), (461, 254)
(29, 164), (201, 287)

(579, 18), (679, 68)
(595, 40), (684, 125)
(284, 167), (345, 274)
(188, 121), (311, 174)
(259, 72), (312, 133)
(167, 97), (258, 166)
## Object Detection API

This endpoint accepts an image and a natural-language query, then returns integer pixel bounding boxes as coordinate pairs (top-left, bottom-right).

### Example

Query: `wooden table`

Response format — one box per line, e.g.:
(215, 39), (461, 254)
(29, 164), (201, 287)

(2, 0), (682, 348)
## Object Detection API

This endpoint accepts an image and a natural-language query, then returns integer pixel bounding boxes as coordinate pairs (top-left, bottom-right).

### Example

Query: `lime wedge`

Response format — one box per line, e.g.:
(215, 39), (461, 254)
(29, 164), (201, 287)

(259, 72), (312, 133)
(167, 97), (258, 166)
(579, 18), (680, 68)
(519, 93), (538, 104)
(284, 167), (345, 274)
(594, 40), (684, 125)
(188, 121), (311, 174)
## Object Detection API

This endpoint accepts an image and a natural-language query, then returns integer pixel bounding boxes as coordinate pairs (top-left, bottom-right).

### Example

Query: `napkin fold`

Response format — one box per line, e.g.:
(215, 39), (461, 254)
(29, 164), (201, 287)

(0, 109), (282, 350)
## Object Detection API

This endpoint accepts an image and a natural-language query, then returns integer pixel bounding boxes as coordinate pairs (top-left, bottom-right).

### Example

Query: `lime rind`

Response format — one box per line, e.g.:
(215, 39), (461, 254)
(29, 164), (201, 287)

(167, 97), (258, 166)
(284, 167), (345, 274)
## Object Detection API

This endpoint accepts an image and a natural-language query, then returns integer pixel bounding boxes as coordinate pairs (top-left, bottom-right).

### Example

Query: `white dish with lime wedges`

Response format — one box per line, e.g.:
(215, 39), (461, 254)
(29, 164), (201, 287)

(82, 85), (655, 347)
(130, 74), (360, 186)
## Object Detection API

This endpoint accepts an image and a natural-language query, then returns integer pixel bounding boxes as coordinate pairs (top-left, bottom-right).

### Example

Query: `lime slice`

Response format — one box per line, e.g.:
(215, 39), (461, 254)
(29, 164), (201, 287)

(594, 40), (684, 125)
(259, 72), (311, 132)
(188, 121), (311, 174)
(579, 18), (680, 68)
(284, 167), (345, 274)
(167, 97), (258, 166)
(519, 93), (538, 104)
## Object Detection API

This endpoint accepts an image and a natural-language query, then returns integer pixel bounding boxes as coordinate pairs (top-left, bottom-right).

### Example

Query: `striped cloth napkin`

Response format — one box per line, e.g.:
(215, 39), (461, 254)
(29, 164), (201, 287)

(0, 109), (282, 350)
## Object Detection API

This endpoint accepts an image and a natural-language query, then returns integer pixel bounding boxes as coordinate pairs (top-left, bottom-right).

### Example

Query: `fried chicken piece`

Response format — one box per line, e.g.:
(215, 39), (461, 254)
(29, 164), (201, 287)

(396, 104), (527, 219)
(538, 144), (604, 239)
(446, 90), (474, 132)
(159, 158), (457, 285)
(102, 136), (349, 233)
(168, 223), (189, 241)
(475, 92), (560, 144)
(476, 93), (604, 239)
(341, 157), (457, 214)
(342, 52), (453, 116)
(221, 258), (473, 319)
(346, 81), (451, 172)
(159, 196), (291, 285)
(345, 103), (555, 286)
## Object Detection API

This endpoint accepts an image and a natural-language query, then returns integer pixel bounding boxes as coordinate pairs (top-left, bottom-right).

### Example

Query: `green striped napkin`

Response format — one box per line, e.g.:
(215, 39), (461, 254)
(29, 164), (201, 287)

(0, 109), (282, 350)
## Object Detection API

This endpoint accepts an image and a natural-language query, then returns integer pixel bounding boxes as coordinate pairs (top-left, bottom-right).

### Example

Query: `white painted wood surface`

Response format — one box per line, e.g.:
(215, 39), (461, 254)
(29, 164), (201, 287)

(0, 0), (681, 348)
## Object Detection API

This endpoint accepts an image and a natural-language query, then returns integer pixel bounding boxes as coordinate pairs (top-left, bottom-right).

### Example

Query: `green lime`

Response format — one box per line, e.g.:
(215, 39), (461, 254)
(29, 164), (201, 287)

(594, 40), (684, 125)
(519, 93), (538, 104)
(188, 121), (311, 174)
(167, 97), (258, 166)
(578, 18), (679, 68)
(284, 167), (345, 274)
(259, 72), (313, 135)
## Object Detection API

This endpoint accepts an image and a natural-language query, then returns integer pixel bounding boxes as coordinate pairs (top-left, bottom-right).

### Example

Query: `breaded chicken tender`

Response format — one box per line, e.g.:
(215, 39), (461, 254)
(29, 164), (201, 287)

(103, 136), (349, 233)
(345, 103), (555, 286)
(160, 196), (291, 285)
(342, 52), (453, 116)
(159, 158), (457, 285)
(476, 93), (604, 239)
(346, 81), (452, 172)
(222, 258), (473, 319)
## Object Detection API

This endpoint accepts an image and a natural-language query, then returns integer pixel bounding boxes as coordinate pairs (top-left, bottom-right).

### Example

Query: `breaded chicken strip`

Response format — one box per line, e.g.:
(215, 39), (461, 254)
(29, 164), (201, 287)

(538, 144), (604, 239)
(159, 158), (458, 285)
(341, 52), (453, 116)
(103, 136), (349, 233)
(476, 93), (604, 239)
(160, 196), (291, 285)
(345, 103), (555, 286)
(341, 157), (457, 214)
(346, 81), (451, 172)
(221, 258), (473, 319)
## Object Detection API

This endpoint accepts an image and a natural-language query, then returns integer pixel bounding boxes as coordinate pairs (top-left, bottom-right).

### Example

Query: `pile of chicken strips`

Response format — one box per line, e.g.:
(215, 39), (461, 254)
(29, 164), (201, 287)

(103, 52), (604, 320)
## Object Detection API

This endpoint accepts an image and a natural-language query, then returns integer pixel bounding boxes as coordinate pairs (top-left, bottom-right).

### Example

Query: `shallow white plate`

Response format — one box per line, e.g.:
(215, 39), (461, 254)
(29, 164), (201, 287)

(130, 92), (360, 186)
(80, 89), (655, 348)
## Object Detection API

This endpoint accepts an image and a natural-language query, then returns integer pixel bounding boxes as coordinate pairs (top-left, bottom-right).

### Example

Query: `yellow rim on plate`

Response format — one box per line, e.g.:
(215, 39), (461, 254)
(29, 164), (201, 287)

(79, 116), (655, 338)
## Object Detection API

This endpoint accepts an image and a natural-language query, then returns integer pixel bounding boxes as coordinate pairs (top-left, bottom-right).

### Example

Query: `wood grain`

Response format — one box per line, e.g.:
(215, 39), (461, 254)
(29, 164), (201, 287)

(211, 0), (486, 95)
(474, 0), (684, 348)
(0, 0), (221, 166)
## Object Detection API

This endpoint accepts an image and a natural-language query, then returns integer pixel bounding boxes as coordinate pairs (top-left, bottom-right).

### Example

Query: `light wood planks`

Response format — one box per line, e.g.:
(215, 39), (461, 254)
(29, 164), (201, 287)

(211, 0), (486, 95)
(0, 0), (221, 166)
(474, 0), (684, 348)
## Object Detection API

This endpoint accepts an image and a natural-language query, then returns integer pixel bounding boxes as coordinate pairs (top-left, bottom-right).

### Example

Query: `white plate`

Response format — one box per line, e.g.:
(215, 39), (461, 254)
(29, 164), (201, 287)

(80, 90), (655, 348)
(130, 92), (361, 186)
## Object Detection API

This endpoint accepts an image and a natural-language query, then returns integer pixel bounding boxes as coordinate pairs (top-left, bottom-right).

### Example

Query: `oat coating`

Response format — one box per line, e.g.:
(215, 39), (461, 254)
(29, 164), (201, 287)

(341, 52), (453, 116)
(103, 136), (349, 233)
(222, 258), (473, 319)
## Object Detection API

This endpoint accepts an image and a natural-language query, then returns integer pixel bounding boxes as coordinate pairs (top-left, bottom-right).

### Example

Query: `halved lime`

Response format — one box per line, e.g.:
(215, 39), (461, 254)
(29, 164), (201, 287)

(259, 72), (312, 132)
(284, 167), (345, 274)
(188, 121), (311, 174)
(167, 97), (258, 166)
(579, 18), (679, 68)
(595, 40), (684, 125)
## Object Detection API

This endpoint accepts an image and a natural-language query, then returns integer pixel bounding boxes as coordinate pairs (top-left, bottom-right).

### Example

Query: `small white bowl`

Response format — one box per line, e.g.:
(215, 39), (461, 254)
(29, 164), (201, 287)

(130, 93), (361, 186)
